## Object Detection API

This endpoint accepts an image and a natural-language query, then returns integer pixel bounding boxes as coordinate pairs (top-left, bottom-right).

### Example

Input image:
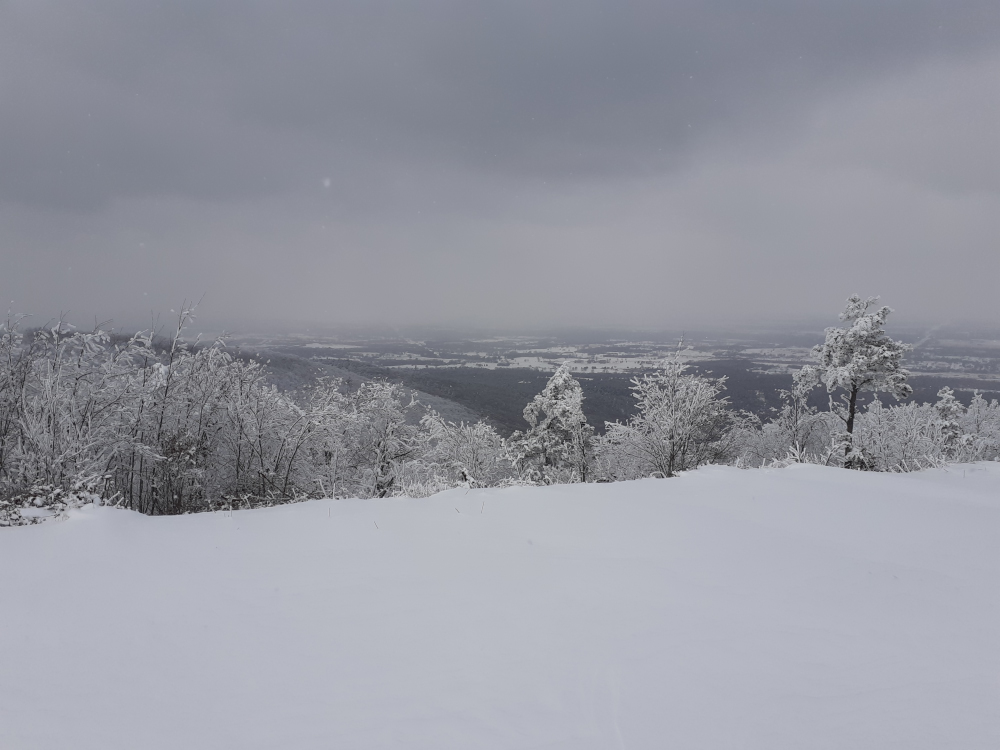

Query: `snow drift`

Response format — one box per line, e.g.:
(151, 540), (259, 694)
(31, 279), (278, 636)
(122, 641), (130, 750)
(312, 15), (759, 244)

(2, 464), (998, 749)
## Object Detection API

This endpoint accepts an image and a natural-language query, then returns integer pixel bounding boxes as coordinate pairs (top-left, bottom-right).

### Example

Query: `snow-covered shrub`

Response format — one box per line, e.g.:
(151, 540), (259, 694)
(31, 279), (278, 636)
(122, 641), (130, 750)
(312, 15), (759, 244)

(732, 368), (840, 467)
(735, 385), (1000, 472)
(0, 480), (103, 527)
(1, 319), (156, 502)
(961, 391), (1000, 460)
(595, 354), (733, 479)
(419, 413), (513, 489)
(852, 399), (941, 471)
(90, 310), (329, 513)
(853, 388), (1000, 470)
(0, 309), (365, 512)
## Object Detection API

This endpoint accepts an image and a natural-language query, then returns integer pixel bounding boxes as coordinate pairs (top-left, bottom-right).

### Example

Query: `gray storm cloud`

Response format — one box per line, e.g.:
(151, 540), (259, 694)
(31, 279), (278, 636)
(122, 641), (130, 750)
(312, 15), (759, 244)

(1, 1), (998, 330)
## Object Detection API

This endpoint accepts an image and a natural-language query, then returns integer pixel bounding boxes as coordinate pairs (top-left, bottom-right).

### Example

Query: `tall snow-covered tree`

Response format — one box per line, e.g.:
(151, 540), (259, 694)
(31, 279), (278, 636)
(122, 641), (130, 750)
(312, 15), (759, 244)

(807, 295), (911, 466)
(508, 364), (593, 483)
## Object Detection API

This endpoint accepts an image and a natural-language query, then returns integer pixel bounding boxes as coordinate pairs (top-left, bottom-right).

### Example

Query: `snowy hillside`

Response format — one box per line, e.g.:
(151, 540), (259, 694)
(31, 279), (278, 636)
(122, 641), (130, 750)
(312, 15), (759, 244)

(2, 464), (998, 749)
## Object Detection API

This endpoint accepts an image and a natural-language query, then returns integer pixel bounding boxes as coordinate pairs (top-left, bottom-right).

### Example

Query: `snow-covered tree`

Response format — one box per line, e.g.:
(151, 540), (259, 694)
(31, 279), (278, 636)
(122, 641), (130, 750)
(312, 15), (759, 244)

(932, 386), (965, 458)
(0, 315), (38, 485)
(338, 380), (422, 498)
(596, 353), (732, 479)
(508, 364), (593, 484)
(808, 295), (912, 467)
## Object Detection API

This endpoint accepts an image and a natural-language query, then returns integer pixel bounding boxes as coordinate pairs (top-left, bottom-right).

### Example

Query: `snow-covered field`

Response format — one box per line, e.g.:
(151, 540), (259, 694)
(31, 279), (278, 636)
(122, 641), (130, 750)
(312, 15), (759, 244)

(2, 465), (998, 749)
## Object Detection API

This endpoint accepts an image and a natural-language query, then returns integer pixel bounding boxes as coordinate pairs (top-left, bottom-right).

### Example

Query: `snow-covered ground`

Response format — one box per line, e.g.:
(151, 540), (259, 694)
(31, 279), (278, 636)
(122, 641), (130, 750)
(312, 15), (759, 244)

(2, 465), (998, 749)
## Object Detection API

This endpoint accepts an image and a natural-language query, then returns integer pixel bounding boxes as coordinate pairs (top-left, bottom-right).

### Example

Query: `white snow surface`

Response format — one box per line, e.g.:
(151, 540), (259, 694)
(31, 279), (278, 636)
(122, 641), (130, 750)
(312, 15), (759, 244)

(2, 464), (998, 749)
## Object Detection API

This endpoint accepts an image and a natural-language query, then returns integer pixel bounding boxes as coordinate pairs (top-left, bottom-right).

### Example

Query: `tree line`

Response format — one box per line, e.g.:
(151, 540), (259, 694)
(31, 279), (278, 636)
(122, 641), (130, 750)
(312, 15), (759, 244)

(2, 297), (999, 525)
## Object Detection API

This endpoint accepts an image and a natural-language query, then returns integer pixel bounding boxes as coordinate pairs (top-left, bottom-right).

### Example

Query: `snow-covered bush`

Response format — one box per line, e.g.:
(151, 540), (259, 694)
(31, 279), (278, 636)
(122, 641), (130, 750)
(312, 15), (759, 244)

(735, 386), (1000, 472)
(596, 354), (733, 479)
(851, 399), (942, 471)
(1, 318), (156, 501)
(853, 388), (1000, 470)
(731, 367), (840, 467)
(0, 481), (102, 527)
(0, 310), (368, 512)
(419, 413), (514, 489)
(961, 391), (1000, 460)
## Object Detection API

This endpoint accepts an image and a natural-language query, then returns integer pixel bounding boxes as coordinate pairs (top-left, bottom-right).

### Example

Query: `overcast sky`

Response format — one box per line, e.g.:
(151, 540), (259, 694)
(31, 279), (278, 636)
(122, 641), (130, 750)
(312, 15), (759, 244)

(2, 1), (999, 331)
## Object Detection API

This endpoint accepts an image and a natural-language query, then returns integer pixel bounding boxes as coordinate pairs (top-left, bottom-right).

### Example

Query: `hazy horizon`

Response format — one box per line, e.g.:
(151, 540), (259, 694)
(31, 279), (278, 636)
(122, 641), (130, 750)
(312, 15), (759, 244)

(7, 306), (996, 348)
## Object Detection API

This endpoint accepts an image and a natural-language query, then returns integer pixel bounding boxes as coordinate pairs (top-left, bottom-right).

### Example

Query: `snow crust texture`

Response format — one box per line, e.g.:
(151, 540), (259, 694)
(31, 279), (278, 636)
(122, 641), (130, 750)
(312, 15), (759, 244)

(2, 464), (998, 749)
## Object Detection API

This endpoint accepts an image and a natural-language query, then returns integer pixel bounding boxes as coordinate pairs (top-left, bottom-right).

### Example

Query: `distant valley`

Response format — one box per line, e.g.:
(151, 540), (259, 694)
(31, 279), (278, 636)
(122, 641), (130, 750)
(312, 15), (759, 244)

(226, 324), (1000, 435)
